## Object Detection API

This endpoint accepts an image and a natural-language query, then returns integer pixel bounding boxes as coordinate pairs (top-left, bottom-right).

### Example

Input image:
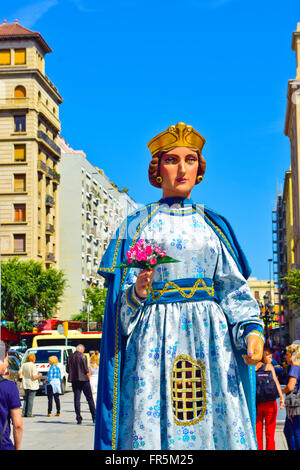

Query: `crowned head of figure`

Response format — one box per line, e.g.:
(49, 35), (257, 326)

(147, 122), (206, 197)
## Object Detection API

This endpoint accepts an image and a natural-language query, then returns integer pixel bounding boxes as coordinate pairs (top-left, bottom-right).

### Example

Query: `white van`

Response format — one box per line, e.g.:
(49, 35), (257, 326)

(21, 345), (76, 394)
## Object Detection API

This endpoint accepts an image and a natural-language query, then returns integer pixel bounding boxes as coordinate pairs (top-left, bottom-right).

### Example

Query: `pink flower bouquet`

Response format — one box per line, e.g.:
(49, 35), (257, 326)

(117, 239), (180, 270)
(116, 239), (180, 299)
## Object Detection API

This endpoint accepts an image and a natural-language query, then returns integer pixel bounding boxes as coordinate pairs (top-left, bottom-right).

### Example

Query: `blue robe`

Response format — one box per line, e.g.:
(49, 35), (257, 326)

(94, 198), (263, 450)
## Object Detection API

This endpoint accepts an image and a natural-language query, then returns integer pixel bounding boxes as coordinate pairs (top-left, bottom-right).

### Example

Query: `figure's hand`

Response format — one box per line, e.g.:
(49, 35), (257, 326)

(242, 335), (264, 365)
(134, 269), (155, 299)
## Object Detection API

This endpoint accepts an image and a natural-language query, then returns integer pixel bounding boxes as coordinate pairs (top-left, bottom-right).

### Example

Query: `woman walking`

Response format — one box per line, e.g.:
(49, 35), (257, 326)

(18, 353), (42, 417)
(44, 356), (61, 417)
(255, 347), (285, 450)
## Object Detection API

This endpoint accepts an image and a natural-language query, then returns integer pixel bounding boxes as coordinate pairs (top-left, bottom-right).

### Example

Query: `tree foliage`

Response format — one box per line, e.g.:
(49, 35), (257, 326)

(72, 286), (107, 323)
(1, 258), (67, 332)
(281, 269), (300, 309)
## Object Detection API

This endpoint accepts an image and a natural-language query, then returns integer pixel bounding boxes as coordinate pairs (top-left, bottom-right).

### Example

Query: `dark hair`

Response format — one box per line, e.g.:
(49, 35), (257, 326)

(148, 150), (206, 188)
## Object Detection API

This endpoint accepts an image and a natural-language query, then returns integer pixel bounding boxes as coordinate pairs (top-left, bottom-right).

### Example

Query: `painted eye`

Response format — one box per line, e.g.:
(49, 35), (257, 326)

(163, 157), (175, 164)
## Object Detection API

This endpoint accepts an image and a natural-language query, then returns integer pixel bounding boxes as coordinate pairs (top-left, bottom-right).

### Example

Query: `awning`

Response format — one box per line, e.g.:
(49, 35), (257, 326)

(0, 326), (18, 342)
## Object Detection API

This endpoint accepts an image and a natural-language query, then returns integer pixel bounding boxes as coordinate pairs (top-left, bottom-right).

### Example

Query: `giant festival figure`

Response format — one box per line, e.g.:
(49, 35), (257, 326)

(94, 122), (264, 450)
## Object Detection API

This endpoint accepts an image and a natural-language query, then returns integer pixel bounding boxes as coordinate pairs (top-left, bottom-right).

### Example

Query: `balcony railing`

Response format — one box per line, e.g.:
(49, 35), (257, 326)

(46, 223), (55, 233)
(45, 194), (55, 206)
(0, 97), (29, 109)
(37, 130), (61, 156)
(46, 253), (55, 262)
(38, 159), (47, 172)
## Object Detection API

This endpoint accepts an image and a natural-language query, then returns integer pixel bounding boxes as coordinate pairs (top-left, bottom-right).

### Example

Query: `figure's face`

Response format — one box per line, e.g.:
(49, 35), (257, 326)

(160, 147), (199, 199)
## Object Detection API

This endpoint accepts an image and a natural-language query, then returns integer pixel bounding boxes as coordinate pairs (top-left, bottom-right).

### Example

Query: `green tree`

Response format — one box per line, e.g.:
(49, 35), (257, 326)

(1, 258), (67, 332)
(72, 286), (107, 324)
(281, 269), (300, 308)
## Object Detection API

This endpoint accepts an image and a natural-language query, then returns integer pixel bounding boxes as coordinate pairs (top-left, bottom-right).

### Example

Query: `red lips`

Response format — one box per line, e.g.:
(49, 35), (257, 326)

(176, 178), (187, 183)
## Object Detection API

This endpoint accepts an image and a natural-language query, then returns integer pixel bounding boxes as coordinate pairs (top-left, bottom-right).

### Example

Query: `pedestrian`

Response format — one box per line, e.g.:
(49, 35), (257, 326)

(89, 354), (99, 401)
(255, 346), (285, 450)
(0, 341), (23, 450)
(18, 353), (42, 417)
(94, 122), (264, 450)
(66, 344), (95, 424)
(282, 344), (300, 450)
(44, 356), (61, 417)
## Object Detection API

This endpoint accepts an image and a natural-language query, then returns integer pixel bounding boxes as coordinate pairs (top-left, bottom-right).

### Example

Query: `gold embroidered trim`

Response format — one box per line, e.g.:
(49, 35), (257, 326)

(99, 221), (127, 272)
(171, 354), (206, 426)
(150, 278), (214, 301)
(159, 207), (196, 215)
(111, 203), (160, 450)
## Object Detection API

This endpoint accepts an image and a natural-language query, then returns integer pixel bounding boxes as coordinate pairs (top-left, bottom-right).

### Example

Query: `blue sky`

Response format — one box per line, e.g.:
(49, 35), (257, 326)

(2, 0), (300, 280)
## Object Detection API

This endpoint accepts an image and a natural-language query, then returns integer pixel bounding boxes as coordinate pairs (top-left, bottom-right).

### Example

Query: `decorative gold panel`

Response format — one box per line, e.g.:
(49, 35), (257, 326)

(171, 355), (206, 426)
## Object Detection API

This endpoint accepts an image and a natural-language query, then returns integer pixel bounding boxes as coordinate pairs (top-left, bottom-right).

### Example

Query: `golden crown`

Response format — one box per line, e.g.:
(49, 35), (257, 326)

(147, 122), (206, 157)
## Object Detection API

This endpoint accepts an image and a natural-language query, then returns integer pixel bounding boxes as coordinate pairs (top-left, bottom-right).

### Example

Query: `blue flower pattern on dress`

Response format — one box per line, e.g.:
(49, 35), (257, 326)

(118, 206), (261, 450)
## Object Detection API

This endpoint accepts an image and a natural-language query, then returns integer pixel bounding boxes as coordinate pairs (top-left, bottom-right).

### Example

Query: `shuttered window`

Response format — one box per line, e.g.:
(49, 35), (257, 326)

(14, 234), (26, 253)
(14, 174), (26, 192)
(14, 49), (26, 65)
(0, 49), (11, 65)
(14, 204), (26, 222)
(14, 144), (26, 161)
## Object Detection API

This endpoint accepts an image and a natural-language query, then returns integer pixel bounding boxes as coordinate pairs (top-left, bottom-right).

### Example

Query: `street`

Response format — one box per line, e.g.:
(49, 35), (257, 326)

(18, 386), (288, 451)
(21, 384), (95, 450)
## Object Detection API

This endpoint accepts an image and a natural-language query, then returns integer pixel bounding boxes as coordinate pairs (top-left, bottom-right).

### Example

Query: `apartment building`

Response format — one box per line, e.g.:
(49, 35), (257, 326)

(58, 137), (138, 319)
(284, 23), (300, 341)
(0, 20), (63, 267)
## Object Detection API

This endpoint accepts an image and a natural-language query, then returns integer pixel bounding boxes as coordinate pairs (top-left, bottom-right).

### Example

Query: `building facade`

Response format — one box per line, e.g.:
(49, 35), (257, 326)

(284, 23), (300, 341)
(284, 23), (300, 269)
(0, 20), (63, 268)
(58, 137), (139, 319)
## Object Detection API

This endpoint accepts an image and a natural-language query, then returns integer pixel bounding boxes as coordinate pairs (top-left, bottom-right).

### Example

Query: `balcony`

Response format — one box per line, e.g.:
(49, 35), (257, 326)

(38, 159), (47, 173)
(37, 130), (61, 157)
(46, 223), (55, 234)
(46, 253), (55, 263)
(45, 194), (55, 206)
(0, 97), (29, 110)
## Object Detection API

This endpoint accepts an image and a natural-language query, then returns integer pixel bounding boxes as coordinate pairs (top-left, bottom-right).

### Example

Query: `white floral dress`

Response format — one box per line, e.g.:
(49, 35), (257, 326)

(117, 203), (260, 450)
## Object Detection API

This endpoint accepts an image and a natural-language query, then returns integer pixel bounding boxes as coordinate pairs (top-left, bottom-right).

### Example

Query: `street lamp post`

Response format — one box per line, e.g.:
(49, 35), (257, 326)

(260, 294), (275, 344)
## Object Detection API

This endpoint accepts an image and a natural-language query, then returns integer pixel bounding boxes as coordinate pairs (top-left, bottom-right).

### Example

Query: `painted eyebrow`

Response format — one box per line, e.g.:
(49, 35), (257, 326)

(162, 153), (198, 158)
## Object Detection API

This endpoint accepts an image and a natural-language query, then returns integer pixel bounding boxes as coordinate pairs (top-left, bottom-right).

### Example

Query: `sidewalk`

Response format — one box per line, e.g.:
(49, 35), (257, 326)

(275, 423), (288, 450)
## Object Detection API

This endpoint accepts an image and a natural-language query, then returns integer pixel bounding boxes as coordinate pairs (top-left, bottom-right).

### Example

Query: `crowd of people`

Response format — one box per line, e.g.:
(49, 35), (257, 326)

(0, 337), (300, 450)
(255, 343), (300, 450)
(0, 342), (99, 450)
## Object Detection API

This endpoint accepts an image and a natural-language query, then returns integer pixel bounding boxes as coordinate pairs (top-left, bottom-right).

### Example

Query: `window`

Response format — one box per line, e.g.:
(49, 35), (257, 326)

(0, 49), (10, 65)
(14, 204), (26, 222)
(14, 144), (26, 162)
(14, 86), (26, 104)
(14, 174), (26, 192)
(14, 234), (26, 253)
(14, 49), (26, 65)
(14, 115), (26, 132)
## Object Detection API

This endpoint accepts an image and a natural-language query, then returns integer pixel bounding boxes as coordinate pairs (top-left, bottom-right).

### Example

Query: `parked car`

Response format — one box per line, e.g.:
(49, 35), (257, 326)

(3, 355), (24, 398)
(8, 350), (23, 363)
(21, 346), (76, 394)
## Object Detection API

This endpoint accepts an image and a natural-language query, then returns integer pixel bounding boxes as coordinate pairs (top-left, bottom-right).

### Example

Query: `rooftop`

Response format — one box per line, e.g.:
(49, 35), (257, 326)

(0, 19), (52, 54)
